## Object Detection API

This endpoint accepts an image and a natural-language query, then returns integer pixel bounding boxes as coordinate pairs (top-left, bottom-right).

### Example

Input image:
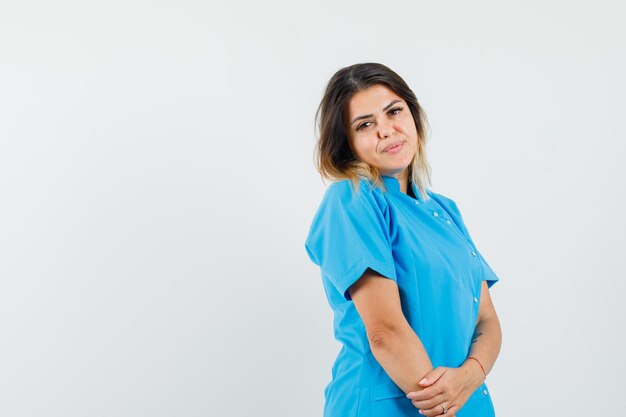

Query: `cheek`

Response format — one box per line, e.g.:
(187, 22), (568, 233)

(399, 120), (416, 135)
(352, 136), (376, 155)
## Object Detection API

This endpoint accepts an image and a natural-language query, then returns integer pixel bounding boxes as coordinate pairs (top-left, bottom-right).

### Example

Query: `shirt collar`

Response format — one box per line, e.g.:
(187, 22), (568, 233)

(381, 175), (424, 202)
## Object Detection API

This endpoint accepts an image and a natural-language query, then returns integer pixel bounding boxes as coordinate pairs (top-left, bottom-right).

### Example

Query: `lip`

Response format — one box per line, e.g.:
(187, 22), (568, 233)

(382, 141), (404, 153)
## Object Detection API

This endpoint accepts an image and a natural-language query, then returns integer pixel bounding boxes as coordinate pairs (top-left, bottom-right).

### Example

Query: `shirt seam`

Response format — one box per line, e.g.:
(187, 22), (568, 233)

(356, 318), (367, 416)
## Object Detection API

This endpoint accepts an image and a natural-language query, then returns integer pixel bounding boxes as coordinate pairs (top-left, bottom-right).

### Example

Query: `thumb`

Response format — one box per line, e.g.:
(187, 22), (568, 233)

(418, 367), (447, 387)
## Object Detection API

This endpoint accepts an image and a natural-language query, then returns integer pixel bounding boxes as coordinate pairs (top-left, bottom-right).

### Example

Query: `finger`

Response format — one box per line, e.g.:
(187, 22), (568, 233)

(431, 404), (459, 417)
(410, 392), (447, 411)
(419, 367), (448, 387)
(407, 385), (443, 402)
(415, 401), (450, 417)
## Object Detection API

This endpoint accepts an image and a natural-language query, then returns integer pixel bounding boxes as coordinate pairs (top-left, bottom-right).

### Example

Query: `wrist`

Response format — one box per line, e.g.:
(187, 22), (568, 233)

(461, 358), (485, 389)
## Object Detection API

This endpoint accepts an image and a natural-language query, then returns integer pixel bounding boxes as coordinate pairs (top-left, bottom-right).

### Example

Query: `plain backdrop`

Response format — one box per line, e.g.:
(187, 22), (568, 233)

(1, 1), (625, 416)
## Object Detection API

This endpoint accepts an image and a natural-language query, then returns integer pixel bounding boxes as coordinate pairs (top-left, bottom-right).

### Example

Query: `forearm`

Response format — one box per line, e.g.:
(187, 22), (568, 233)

(369, 324), (434, 394)
(464, 316), (502, 378)
(405, 317), (501, 413)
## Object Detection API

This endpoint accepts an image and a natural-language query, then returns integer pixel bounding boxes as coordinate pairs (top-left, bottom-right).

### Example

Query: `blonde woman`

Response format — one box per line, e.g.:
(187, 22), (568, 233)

(305, 63), (502, 417)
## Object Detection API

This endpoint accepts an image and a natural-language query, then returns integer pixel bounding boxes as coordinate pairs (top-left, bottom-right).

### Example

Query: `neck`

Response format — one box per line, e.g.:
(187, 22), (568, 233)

(384, 169), (409, 194)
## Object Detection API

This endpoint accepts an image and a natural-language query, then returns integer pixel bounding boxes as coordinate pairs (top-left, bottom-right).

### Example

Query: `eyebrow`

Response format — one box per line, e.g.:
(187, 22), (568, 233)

(350, 99), (403, 126)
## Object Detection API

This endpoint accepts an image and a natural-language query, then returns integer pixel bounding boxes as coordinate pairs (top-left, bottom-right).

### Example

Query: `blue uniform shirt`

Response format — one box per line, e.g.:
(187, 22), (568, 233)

(305, 175), (500, 417)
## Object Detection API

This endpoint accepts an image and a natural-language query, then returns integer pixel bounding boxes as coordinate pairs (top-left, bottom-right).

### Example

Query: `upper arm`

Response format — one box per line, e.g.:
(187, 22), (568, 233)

(477, 280), (499, 324)
(349, 268), (410, 337)
(305, 181), (397, 301)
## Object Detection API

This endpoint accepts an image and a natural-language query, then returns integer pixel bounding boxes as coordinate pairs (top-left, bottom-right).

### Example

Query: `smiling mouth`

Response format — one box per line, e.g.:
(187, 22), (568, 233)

(383, 142), (404, 153)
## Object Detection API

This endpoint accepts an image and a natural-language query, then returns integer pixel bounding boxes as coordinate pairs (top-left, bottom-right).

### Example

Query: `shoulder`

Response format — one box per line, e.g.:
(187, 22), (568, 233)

(307, 178), (392, 234)
(322, 178), (388, 209)
(427, 190), (462, 214)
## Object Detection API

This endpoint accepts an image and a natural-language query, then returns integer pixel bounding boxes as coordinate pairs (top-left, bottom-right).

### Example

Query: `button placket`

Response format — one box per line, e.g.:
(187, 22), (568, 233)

(406, 196), (480, 260)
(407, 194), (483, 310)
(432, 210), (455, 227)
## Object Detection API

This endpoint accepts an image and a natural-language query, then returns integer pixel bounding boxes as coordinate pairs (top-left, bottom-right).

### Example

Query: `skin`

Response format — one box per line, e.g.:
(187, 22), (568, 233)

(406, 281), (502, 416)
(346, 84), (502, 416)
(347, 84), (417, 191)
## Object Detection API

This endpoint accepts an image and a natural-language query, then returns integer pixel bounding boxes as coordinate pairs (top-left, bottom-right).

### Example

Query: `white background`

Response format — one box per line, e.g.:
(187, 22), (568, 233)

(1, 1), (624, 416)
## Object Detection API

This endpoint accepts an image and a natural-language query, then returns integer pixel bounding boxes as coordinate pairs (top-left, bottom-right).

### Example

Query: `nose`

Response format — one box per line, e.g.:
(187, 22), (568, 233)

(378, 120), (395, 139)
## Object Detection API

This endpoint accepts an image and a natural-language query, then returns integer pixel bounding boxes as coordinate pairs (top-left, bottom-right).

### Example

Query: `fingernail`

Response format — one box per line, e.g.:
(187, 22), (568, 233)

(419, 378), (427, 384)
(418, 411), (423, 415)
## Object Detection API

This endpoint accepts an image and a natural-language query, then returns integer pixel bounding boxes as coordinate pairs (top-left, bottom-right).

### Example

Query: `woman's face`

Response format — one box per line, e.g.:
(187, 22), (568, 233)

(346, 84), (418, 177)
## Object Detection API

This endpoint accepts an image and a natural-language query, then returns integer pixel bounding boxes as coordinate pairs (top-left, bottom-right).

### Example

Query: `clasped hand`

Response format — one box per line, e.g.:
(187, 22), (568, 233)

(405, 365), (484, 417)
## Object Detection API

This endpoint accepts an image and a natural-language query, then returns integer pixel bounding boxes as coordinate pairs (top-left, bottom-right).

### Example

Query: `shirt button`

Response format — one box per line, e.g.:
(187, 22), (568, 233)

(471, 251), (477, 257)
(483, 389), (488, 396)
(473, 297), (479, 303)
(446, 219), (451, 224)
(433, 212), (439, 217)
(413, 200), (419, 205)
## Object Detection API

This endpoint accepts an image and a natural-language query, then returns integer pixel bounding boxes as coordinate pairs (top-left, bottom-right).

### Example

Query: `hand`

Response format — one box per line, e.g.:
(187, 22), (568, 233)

(405, 363), (484, 417)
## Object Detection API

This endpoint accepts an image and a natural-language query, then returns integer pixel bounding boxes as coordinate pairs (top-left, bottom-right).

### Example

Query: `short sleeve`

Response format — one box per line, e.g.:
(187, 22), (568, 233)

(435, 194), (500, 289)
(304, 180), (397, 301)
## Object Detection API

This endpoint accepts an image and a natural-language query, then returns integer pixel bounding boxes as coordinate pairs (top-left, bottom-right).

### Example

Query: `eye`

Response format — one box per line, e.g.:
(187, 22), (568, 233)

(388, 107), (403, 116)
(356, 121), (372, 131)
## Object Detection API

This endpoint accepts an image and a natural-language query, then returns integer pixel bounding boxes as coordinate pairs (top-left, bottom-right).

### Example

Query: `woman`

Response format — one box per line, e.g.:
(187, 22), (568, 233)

(304, 63), (502, 417)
